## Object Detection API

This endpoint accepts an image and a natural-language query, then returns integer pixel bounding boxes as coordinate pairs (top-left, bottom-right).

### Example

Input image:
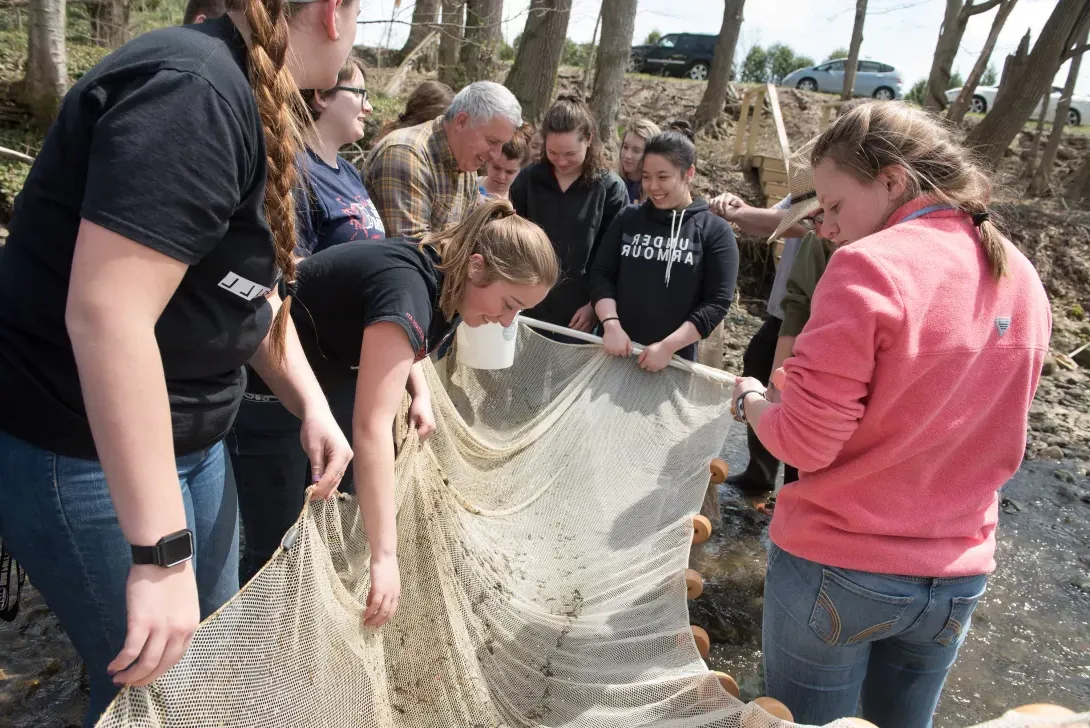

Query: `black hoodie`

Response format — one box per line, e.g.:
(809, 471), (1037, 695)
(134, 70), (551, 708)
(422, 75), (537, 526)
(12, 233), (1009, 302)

(589, 198), (738, 358)
(510, 162), (629, 327)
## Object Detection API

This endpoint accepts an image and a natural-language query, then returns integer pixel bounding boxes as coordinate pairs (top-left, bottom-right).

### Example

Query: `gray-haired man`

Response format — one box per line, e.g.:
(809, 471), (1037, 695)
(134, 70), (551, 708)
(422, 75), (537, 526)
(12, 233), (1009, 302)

(365, 81), (522, 239)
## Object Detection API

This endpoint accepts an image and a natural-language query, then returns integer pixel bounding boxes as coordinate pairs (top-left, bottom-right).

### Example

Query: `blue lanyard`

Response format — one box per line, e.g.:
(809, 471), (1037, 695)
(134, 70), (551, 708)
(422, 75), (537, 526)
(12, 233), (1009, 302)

(898, 203), (955, 224)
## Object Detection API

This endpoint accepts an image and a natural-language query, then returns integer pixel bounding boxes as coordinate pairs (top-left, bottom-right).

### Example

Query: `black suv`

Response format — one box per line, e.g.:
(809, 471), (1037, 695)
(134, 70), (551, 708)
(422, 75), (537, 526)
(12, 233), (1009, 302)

(628, 33), (718, 81)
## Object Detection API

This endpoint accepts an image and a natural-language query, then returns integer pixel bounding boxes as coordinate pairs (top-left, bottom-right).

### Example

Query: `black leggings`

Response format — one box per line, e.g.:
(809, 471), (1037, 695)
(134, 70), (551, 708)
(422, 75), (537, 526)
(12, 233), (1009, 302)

(227, 383), (354, 584)
(738, 316), (798, 489)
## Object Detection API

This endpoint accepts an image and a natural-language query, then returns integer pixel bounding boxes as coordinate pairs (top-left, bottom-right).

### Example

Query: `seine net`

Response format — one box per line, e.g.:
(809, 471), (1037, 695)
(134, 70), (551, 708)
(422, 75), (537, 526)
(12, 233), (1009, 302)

(94, 325), (1088, 728)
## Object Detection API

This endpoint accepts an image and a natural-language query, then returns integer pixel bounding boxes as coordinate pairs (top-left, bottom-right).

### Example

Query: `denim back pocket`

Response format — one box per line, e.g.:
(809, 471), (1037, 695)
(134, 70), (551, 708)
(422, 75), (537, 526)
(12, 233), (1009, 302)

(809, 569), (914, 646)
(934, 584), (987, 647)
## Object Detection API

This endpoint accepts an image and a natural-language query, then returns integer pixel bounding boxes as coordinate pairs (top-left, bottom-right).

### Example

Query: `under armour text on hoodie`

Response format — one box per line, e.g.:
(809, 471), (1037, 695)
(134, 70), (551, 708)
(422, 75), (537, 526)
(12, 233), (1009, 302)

(589, 197), (739, 359)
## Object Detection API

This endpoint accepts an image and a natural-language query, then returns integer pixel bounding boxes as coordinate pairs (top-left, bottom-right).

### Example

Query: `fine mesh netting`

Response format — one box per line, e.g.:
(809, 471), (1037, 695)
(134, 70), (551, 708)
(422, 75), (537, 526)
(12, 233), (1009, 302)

(94, 325), (1089, 728)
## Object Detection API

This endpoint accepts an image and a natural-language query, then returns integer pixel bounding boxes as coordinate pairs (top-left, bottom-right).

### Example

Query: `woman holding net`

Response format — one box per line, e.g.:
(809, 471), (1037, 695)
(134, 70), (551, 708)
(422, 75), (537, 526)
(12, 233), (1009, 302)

(732, 102), (1051, 728)
(590, 125), (738, 370)
(283, 198), (558, 628)
(0, 2), (358, 724)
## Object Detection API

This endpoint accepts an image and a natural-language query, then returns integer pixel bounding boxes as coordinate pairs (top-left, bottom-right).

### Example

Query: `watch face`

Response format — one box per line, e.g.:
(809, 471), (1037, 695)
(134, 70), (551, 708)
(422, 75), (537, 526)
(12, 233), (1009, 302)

(159, 530), (194, 568)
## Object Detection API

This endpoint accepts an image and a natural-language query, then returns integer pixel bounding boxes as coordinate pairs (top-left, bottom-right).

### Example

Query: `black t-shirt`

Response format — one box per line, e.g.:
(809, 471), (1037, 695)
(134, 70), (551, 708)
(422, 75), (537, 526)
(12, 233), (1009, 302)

(0, 17), (274, 459)
(287, 240), (455, 387)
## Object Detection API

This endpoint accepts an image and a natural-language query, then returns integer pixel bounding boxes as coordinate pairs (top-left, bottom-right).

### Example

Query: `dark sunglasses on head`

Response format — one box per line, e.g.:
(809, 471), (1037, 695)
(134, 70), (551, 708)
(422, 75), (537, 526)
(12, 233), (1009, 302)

(334, 86), (369, 101)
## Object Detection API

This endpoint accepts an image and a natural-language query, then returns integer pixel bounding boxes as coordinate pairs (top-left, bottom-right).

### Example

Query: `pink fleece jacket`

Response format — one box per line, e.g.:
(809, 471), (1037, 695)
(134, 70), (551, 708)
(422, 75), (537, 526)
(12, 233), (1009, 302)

(758, 198), (1052, 577)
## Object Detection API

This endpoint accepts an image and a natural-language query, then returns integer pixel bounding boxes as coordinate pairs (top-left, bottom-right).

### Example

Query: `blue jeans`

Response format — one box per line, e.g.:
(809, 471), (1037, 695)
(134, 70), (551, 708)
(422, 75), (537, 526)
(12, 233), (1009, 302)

(0, 431), (238, 728)
(763, 543), (987, 728)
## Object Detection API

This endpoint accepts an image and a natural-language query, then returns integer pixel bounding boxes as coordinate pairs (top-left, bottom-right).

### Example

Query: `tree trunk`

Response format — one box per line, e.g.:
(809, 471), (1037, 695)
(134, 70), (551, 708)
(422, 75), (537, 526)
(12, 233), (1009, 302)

(693, 0), (746, 131)
(966, 0), (1089, 167)
(1024, 89), (1051, 176)
(1031, 23), (1088, 194)
(924, 0), (966, 110)
(24, 0), (67, 123)
(437, 0), (464, 87)
(459, 0), (502, 87)
(993, 28), (1030, 109)
(504, 0), (573, 125)
(1065, 152), (1090, 203)
(88, 0), (129, 47)
(948, 0), (1018, 122)
(588, 0), (637, 155)
(841, 0), (867, 100)
(401, 0), (441, 57)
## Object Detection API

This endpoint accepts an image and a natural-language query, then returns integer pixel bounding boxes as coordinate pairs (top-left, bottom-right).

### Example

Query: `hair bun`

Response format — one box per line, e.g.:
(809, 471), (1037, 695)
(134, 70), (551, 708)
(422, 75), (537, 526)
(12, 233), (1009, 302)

(555, 93), (586, 105)
(667, 119), (695, 141)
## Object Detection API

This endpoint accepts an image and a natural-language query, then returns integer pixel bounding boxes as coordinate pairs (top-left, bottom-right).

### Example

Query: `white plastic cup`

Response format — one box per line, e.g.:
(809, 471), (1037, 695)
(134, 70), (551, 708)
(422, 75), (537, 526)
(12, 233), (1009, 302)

(455, 316), (519, 370)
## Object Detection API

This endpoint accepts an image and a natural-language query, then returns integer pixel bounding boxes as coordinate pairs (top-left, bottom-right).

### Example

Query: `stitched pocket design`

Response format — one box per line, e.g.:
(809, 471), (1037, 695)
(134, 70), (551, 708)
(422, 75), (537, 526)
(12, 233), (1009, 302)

(809, 569), (914, 646)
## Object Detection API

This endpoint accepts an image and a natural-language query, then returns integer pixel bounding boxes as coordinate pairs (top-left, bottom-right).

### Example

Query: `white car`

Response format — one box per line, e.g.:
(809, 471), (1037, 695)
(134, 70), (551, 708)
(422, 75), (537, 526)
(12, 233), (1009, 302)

(945, 85), (1086, 126)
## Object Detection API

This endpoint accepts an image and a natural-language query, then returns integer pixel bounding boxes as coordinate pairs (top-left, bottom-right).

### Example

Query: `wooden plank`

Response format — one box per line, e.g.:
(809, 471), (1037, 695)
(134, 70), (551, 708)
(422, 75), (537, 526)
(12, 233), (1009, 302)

(764, 182), (790, 198)
(765, 83), (792, 174)
(761, 156), (787, 173)
(732, 90), (760, 159)
(765, 196), (779, 207)
(744, 89), (765, 167)
(759, 168), (788, 185)
(821, 103), (839, 131)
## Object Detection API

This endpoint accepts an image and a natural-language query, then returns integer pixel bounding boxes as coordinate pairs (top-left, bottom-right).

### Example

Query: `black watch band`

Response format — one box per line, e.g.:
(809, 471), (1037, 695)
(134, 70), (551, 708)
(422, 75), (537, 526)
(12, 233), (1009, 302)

(131, 529), (194, 568)
(735, 389), (765, 425)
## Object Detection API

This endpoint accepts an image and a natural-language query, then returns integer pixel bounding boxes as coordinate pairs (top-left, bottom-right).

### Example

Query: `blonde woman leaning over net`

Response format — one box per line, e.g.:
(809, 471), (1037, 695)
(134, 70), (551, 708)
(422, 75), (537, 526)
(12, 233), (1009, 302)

(732, 101), (1052, 728)
(276, 198), (558, 629)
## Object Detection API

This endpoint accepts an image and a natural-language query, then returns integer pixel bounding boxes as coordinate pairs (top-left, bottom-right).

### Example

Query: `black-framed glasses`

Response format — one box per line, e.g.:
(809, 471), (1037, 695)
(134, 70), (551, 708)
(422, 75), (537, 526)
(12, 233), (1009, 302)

(334, 86), (369, 102)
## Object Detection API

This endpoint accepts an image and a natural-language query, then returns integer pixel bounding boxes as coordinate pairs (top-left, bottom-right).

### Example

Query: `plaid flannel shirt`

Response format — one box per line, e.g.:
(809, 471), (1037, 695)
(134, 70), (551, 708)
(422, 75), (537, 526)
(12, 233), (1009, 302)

(364, 117), (479, 239)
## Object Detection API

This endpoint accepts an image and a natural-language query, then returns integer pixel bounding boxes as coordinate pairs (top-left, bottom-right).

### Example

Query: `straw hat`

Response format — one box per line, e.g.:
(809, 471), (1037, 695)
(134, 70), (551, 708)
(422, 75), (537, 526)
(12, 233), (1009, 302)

(769, 136), (821, 242)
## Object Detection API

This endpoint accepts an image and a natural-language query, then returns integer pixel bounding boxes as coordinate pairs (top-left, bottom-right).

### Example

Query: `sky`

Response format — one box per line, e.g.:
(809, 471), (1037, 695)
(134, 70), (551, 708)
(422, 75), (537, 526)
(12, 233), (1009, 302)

(354, 0), (1087, 96)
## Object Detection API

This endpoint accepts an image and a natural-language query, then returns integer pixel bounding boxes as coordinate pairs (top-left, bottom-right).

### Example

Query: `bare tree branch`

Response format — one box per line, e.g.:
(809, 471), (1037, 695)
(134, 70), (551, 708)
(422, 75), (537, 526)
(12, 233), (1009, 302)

(1063, 42), (1090, 61)
(0, 145), (35, 164)
(965, 0), (1003, 15)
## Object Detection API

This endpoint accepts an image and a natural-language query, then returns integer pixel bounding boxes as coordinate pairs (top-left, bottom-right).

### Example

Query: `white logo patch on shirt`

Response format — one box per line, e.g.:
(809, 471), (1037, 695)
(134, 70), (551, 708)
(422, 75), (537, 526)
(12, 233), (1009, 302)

(995, 316), (1011, 337)
(218, 273), (271, 301)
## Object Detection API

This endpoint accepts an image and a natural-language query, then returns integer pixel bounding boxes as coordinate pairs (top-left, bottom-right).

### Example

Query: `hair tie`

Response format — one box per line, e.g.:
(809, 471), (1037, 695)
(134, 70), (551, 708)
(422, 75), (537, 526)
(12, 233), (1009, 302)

(971, 211), (990, 227)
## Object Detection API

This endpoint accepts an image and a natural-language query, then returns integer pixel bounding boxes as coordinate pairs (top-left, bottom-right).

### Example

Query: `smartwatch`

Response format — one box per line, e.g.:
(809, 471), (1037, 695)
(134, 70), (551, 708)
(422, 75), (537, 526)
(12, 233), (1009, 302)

(131, 529), (194, 568)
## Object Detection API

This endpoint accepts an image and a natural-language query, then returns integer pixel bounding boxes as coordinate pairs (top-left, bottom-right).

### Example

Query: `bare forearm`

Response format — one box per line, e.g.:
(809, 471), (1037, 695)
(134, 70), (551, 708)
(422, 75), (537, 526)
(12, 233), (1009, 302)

(68, 316), (185, 545)
(593, 298), (619, 321)
(406, 361), (428, 401)
(742, 391), (773, 431)
(733, 207), (786, 237)
(659, 321), (701, 354)
(353, 427), (398, 559)
(771, 335), (796, 374)
(249, 295), (327, 420)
